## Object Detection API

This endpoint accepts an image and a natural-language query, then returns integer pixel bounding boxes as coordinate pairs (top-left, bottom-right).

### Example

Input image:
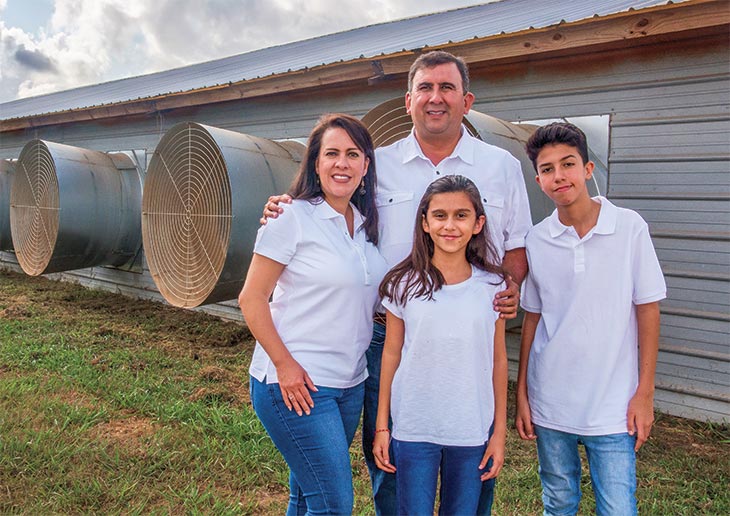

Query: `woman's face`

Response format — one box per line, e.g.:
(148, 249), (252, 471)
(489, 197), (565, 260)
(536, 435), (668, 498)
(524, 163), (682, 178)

(315, 127), (369, 209)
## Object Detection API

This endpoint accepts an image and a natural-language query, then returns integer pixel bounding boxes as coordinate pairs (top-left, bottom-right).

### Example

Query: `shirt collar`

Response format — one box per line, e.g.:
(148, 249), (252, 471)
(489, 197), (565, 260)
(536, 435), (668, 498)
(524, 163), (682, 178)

(548, 196), (617, 238)
(312, 198), (366, 230)
(401, 125), (474, 166)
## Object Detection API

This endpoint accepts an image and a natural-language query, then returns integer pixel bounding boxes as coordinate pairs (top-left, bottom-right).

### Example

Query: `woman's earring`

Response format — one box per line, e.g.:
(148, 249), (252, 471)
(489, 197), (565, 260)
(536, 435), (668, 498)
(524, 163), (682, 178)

(359, 179), (366, 196)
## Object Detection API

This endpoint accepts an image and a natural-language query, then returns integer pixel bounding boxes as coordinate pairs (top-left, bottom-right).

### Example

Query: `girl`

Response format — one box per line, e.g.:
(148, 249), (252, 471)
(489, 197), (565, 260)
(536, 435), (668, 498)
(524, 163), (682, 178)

(372, 175), (508, 515)
(239, 114), (387, 514)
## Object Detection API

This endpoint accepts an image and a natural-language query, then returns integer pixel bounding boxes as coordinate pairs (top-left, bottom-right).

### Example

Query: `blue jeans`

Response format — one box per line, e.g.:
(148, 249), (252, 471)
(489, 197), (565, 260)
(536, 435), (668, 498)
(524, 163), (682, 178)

(251, 376), (364, 515)
(363, 322), (495, 515)
(535, 425), (637, 516)
(392, 439), (487, 515)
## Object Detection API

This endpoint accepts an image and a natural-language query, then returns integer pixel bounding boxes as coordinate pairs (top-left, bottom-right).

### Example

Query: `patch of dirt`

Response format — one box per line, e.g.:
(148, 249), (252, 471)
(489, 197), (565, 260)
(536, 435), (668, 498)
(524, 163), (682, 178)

(0, 294), (33, 319)
(188, 365), (250, 406)
(55, 388), (97, 410)
(91, 414), (156, 456)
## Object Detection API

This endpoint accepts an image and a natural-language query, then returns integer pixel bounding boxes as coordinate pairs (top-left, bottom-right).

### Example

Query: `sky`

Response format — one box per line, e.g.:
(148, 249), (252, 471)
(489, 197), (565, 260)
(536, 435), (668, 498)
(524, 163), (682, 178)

(0, 0), (492, 104)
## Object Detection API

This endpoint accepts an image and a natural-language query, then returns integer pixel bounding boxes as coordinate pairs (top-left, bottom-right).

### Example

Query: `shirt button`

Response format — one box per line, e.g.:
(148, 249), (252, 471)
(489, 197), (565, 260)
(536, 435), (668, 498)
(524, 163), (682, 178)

(436, 171), (441, 175)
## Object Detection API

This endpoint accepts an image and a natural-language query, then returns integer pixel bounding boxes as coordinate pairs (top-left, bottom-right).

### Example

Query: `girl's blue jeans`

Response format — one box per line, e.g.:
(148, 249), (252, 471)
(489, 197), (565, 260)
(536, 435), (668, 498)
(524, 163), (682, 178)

(250, 376), (364, 516)
(534, 425), (637, 516)
(392, 438), (488, 515)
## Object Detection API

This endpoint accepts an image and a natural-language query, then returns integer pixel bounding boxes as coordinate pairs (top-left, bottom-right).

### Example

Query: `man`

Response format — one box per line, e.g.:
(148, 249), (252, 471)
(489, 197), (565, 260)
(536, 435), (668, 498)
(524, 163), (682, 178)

(264, 50), (532, 515)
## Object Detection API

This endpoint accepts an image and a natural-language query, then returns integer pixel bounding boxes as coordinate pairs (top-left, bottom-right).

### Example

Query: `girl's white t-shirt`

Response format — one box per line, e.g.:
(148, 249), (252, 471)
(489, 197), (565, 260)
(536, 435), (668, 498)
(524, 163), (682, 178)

(249, 199), (388, 389)
(382, 266), (504, 446)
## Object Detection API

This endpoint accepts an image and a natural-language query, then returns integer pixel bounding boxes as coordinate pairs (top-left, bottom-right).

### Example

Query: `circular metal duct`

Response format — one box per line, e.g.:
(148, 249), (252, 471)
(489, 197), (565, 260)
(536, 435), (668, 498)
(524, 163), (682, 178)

(0, 159), (16, 251)
(361, 98), (604, 225)
(10, 140), (142, 276)
(142, 122), (302, 308)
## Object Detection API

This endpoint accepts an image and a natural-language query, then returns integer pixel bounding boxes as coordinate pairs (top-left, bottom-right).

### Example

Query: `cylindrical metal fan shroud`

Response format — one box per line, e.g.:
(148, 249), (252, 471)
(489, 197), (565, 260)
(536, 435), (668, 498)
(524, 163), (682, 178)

(361, 98), (607, 225)
(142, 122), (302, 308)
(0, 159), (16, 251)
(10, 140), (142, 276)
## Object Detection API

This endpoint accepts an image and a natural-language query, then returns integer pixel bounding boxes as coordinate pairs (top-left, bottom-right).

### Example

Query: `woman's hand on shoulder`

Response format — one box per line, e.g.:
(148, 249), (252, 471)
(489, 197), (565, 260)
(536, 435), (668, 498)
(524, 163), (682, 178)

(493, 275), (520, 319)
(276, 356), (317, 416)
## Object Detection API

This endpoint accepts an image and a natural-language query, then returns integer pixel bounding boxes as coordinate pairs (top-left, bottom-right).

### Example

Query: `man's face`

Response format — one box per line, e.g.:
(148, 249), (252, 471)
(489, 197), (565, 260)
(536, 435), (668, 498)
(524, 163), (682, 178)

(406, 62), (474, 142)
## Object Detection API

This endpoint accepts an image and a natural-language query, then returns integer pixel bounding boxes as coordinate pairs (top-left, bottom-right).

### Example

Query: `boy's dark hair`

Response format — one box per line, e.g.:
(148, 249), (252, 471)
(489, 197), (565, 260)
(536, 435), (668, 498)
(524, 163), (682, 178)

(289, 113), (379, 245)
(407, 50), (470, 95)
(379, 175), (503, 305)
(525, 122), (590, 170)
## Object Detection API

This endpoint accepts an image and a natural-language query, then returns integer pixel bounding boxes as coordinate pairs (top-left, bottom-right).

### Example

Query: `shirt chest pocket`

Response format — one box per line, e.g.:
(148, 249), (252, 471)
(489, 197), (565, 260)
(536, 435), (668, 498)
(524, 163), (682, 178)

(376, 191), (415, 246)
(483, 194), (505, 237)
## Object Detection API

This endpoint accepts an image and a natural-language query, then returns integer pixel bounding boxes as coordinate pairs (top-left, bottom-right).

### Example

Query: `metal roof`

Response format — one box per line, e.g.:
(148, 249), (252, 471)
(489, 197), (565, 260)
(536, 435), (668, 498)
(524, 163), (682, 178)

(0, 0), (685, 121)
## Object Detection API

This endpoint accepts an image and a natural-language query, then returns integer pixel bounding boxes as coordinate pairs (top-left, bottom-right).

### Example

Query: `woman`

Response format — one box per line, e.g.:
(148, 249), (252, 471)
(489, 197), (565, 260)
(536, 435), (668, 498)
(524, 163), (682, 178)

(239, 113), (387, 514)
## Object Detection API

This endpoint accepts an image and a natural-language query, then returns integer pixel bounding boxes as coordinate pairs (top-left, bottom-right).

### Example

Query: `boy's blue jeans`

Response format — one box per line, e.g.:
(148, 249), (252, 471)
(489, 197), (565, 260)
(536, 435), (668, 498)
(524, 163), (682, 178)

(392, 438), (488, 515)
(534, 425), (637, 516)
(251, 376), (364, 516)
(363, 321), (496, 515)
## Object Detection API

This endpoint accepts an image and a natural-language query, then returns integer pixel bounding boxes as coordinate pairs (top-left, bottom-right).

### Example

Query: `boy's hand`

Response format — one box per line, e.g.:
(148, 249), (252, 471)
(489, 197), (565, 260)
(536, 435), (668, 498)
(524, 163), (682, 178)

(479, 432), (505, 481)
(493, 275), (519, 319)
(515, 389), (536, 440)
(627, 390), (654, 451)
(260, 194), (292, 225)
(372, 432), (396, 473)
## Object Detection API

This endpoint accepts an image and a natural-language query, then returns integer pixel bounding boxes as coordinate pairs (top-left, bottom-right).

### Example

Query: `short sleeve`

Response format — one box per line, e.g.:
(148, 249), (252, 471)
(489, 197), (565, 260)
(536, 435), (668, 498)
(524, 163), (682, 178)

(381, 283), (405, 319)
(253, 203), (302, 265)
(631, 219), (667, 305)
(520, 245), (542, 312)
(503, 155), (533, 252)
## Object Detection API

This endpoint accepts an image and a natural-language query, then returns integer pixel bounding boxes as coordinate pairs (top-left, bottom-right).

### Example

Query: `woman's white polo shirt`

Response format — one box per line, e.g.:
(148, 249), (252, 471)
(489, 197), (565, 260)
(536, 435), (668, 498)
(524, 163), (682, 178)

(249, 198), (388, 389)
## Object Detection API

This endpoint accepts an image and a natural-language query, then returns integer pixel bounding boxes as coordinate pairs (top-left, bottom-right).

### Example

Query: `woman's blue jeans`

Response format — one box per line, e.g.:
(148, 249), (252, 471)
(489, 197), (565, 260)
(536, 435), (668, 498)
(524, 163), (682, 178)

(534, 425), (637, 516)
(250, 376), (364, 515)
(392, 438), (488, 515)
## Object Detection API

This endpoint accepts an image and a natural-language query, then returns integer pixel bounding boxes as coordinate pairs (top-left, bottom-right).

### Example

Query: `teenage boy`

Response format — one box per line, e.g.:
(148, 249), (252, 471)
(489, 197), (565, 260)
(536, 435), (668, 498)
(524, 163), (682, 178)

(516, 122), (666, 515)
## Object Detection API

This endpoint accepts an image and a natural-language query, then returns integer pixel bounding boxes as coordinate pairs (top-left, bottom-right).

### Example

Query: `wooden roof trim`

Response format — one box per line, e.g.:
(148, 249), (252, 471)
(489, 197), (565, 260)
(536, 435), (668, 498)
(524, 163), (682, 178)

(2, 0), (727, 132)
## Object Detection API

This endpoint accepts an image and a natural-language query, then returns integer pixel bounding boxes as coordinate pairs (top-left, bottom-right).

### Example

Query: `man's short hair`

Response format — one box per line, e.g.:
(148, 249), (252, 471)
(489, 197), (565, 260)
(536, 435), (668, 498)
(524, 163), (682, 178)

(526, 122), (590, 170)
(407, 51), (470, 94)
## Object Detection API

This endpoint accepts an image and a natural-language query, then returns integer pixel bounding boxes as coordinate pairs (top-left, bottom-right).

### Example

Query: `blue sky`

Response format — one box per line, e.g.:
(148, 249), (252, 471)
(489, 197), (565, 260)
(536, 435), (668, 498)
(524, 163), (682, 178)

(0, 0), (491, 104)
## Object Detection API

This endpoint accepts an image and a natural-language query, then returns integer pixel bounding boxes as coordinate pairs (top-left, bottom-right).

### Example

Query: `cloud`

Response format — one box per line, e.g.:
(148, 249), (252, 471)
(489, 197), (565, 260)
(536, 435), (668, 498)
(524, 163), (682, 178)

(0, 0), (487, 104)
(14, 44), (57, 72)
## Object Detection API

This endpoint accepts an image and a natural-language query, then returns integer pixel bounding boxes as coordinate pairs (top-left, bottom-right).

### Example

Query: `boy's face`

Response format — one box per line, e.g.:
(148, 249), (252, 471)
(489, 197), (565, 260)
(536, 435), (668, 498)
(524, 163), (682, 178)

(534, 143), (594, 207)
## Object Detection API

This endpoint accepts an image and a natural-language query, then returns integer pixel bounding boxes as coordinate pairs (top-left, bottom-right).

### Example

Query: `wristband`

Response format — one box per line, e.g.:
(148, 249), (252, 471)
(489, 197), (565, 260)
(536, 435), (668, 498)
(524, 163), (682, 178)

(375, 428), (390, 435)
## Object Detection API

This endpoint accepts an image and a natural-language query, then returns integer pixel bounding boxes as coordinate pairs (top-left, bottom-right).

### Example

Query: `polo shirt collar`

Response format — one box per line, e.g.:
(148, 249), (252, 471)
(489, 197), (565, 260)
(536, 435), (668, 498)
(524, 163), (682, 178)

(312, 197), (366, 229)
(547, 196), (618, 238)
(401, 126), (474, 166)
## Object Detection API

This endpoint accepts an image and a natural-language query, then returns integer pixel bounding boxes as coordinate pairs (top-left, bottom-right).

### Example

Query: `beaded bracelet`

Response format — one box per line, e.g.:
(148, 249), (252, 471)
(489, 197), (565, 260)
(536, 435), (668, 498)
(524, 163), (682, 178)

(374, 428), (390, 434)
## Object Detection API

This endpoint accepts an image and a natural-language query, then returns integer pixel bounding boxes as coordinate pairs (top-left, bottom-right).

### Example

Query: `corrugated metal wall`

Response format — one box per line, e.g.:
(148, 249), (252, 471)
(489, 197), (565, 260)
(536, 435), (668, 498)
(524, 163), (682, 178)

(1, 36), (728, 422)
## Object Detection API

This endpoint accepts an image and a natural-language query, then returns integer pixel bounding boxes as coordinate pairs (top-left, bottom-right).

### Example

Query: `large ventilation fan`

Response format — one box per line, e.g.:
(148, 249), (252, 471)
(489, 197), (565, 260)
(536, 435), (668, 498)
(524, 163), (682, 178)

(10, 140), (142, 276)
(142, 122), (303, 308)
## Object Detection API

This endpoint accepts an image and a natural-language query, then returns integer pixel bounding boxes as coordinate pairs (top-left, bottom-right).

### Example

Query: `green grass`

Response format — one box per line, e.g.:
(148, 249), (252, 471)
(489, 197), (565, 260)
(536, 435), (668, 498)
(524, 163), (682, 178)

(0, 269), (728, 514)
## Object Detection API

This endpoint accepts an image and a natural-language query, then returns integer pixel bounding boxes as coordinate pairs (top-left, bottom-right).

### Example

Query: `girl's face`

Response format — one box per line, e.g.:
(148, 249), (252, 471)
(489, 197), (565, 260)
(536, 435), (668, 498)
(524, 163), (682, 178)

(315, 127), (369, 208)
(422, 191), (485, 257)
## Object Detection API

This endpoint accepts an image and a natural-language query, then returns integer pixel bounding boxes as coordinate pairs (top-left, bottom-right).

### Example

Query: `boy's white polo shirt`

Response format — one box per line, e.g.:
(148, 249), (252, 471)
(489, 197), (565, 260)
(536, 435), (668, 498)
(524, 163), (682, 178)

(248, 198), (388, 389)
(374, 128), (532, 268)
(521, 197), (666, 435)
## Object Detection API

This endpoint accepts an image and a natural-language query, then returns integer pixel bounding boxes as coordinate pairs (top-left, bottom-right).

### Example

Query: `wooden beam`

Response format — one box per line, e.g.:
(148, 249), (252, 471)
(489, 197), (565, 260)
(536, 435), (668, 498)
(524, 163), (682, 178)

(1, 0), (728, 132)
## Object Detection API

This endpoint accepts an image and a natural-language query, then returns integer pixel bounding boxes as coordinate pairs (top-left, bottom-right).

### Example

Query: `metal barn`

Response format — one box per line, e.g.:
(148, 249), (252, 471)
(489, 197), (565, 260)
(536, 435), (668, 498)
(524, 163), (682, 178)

(1, 0), (728, 422)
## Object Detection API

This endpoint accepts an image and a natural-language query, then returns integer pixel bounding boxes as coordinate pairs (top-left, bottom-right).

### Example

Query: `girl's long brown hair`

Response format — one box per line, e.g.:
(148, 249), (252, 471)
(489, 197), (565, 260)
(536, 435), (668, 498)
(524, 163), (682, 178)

(379, 175), (503, 305)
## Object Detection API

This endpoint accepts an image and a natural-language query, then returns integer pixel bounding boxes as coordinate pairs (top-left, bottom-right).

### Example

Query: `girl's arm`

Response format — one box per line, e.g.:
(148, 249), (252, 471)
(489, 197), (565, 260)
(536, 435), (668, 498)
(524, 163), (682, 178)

(372, 310), (405, 473)
(627, 301), (660, 451)
(480, 317), (507, 481)
(238, 253), (317, 416)
(515, 310), (541, 440)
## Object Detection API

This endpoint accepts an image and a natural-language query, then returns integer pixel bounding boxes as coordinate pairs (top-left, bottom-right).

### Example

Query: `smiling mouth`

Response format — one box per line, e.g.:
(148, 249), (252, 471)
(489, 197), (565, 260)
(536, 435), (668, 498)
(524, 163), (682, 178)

(554, 185), (571, 193)
(331, 174), (352, 181)
(427, 110), (446, 116)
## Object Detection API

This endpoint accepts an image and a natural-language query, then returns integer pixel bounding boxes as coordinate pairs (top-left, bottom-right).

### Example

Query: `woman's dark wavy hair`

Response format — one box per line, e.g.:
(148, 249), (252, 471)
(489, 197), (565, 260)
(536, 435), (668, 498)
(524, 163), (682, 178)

(288, 113), (379, 245)
(380, 175), (503, 305)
